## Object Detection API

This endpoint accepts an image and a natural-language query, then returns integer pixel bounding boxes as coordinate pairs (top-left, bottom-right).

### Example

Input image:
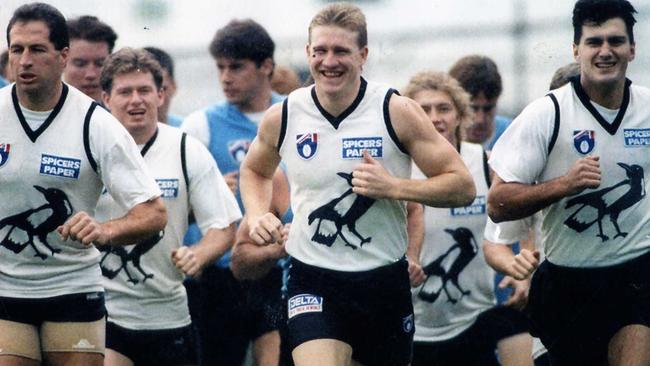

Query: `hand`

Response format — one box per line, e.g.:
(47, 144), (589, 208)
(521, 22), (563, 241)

(249, 213), (283, 246)
(351, 150), (398, 199)
(171, 246), (202, 277)
(407, 258), (426, 287)
(57, 211), (108, 246)
(499, 275), (531, 310)
(224, 171), (239, 195)
(506, 248), (540, 280)
(563, 156), (601, 195)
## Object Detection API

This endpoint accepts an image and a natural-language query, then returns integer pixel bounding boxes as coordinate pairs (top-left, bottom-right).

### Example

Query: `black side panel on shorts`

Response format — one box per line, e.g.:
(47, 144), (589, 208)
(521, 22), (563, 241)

(278, 98), (288, 151)
(546, 93), (560, 156)
(483, 149), (491, 188)
(83, 101), (99, 173)
(384, 89), (408, 155)
(181, 132), (190, 194)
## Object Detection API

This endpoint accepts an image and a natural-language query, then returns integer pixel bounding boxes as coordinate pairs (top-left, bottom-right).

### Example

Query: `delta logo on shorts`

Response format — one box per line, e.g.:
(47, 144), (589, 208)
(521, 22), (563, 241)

(573, 130), (596, 155)
(296, 133), (318, 160)
(0, 144), (10, 168)
(288, 294), (323, 319)
(228, 139), (251, 163)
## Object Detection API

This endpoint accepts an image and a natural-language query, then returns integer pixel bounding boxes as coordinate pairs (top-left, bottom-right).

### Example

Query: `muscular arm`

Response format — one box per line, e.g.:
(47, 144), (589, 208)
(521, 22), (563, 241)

(231, 169), (290, 280)
(240, 103), (284, 245)
(488, 156), (601, 222)
(352, 95), (475, 207)
(406, 202), (425, 287)
(59, 197), (167, 246)
(173, 224), (236, 277)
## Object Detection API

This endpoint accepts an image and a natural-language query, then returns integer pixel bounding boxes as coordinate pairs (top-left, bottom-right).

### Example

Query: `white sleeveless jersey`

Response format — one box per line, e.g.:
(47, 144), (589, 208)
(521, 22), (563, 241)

(0, 84), (160, 298)
(412, 142), (495, 342)
(280, 79), (411, 271)
(491, 79), (650, 267)
(97, 123), (241, 330)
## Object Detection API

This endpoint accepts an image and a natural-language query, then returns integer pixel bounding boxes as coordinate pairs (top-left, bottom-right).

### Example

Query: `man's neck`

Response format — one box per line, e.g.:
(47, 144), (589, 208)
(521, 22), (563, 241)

(582, 78), (626, 109)
(18, 81), (63, 111)
(130, 123), (158, 145)
(314, 78), (361, 117)
(236, 86), (273, 114)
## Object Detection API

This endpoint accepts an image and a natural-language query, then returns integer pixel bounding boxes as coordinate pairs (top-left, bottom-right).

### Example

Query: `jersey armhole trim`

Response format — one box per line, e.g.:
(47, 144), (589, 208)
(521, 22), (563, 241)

(277, 98), (288, 152)
(181, 132), (189, 194)
(384, 89), (408, 154)
(482, 149), (491, 188)
(83, 102), (99, 174)
(546, 93), (560, 156)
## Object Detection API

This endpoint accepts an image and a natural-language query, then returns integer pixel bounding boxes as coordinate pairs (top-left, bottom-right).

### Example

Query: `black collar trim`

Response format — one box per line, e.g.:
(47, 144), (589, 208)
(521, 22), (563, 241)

(571, 75), (631, 135)
(311, 77), (367, 129)
(13, 83), (69, 143)
(140, 128), (159, 157)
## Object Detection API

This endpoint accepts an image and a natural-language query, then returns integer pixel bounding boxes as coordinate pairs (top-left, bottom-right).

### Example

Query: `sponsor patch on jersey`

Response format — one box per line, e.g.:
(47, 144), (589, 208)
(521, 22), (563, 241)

(624, 129), (650, 147)
(450, 195), (486, 216)
(157, 179), (179, 198)
(573, 130), (596, 155)
(288, 294), (323, 318)
(341, 137), (383, 159)
(39, 154), (81, 179)
(0, 144), (10, 168)
(296, 133), (318, 160)
(228, 139), (251, 163)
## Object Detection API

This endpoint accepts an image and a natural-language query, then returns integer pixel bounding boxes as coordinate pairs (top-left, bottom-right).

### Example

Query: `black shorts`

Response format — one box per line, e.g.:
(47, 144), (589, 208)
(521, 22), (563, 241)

(526, 251), (650, 366)
(0, 292), (105, 325)
(246, 265), (285, 339)
(286, 258), (414, 366)
(412, 305), (529, 366)
(106, 321), (197, 365)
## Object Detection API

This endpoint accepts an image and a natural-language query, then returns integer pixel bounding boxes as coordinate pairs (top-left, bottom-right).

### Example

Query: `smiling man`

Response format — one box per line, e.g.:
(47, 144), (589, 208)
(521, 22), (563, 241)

(240, 3), (475, 366)
(64, 15), (117, 103)
(488, 0), (650, 365)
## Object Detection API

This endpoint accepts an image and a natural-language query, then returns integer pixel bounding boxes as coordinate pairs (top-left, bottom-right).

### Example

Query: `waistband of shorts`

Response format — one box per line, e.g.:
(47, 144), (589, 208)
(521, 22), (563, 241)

(544, 249), (650, 276)
(290, 256), (408, 281)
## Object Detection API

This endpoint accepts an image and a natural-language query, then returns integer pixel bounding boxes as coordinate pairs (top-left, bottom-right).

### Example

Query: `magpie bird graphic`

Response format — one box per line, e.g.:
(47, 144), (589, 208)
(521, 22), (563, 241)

(564, 162), (645, 241)
(0, 186), (73, 259)
(308, 172), (375, 249)
(99, 231), (163, 284)
(418, 227), (478, 304)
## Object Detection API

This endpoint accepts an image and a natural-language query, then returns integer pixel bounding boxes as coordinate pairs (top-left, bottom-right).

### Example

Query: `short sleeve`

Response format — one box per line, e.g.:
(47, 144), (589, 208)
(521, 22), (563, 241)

(180, 110), (210, 147)
(483, 216), (532, 244)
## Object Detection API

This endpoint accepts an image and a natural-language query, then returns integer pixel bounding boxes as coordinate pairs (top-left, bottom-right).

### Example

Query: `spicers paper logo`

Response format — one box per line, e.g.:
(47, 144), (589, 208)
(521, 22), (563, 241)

(342, 137), (383, 159)
(40, 154), (81, 179)
(624, 129), (650, 147)
(157, 179), (179, 198)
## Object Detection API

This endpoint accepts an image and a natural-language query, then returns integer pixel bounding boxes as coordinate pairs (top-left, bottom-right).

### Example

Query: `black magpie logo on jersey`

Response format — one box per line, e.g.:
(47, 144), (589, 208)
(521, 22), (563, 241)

(564, 162), (645, 241)
(418, 227), (477, 304)
(0, 143), (10, 168)
(0, 186), (73, 259)
(296, 133), (318, 160)
(228, 139), (251, 163)
(573, 130), (596, 155)
(99, 231), (163, 284)
(308, 172), (375, 249)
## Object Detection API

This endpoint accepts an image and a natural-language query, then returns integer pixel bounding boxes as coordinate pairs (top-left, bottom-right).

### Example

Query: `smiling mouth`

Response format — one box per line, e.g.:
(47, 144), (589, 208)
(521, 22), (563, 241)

(127, 109), (146, 116)
(595, 61), (616, 69)
(321, 70), (344, 78)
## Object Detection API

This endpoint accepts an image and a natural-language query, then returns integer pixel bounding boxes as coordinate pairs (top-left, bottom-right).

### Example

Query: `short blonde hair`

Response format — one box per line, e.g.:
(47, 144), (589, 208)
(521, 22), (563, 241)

(403, 71), (474, 141)
(309, 2), (367, 48)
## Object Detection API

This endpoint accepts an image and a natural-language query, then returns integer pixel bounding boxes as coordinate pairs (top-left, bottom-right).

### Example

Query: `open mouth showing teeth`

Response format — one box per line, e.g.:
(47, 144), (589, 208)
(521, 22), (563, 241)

(322, 71), (343, 77)
(595, 62), (616, 68)
(128, 110), (146, 116)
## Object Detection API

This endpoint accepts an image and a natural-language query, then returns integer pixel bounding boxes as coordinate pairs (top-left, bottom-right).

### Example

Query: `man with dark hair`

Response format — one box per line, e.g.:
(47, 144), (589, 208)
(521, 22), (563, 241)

(489, 0), (650, 364)
(64, 15), (117, 102)
(0, 3), (166, 366)
(449, 55), (510, 150)
(99, 47), (241, 366)
(144, 46), (183, 127)
(181, 18), (285, 366)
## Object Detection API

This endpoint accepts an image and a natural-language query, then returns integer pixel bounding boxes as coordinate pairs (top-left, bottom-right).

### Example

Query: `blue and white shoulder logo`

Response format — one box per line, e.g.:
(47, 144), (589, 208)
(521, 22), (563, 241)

(288, 294), (323, 319)
(573, 130), (596, 155)
(296, 133), (318, 160)
(624, 129), (650, 147)
(342, 137), (383, 159)
(40, 154), (81, 179)
(0, 144), (10, 168)
(228, 139), (251, 163)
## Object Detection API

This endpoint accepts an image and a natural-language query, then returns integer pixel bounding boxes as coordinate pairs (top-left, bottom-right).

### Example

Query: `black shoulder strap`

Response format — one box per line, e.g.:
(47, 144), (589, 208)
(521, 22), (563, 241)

(546, 93), (560, 156)
(277, 98), (288, 151)
(482, 149), (491, 188)
(83, 102), (99, 174)
(181, 132), (189, 194)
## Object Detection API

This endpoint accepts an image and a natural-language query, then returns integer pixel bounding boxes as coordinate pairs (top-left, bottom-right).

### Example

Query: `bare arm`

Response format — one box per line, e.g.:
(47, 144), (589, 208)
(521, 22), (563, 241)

(172, 224), (236, 277)
(58, 197), (167, 246)
(240, 103), (284, 245)
(352, 95), (475, 207)
(231, 169), (291, 281)
(405, 202), (425, 287)
(488, 156), (601, 222)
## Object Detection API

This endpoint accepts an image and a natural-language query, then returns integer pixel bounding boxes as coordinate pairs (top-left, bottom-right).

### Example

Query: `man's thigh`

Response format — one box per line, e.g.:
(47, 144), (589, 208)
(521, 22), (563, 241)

(0, 319), (40, 362)
(608, 324), (650, 366)
(292, 339), (352, 366)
